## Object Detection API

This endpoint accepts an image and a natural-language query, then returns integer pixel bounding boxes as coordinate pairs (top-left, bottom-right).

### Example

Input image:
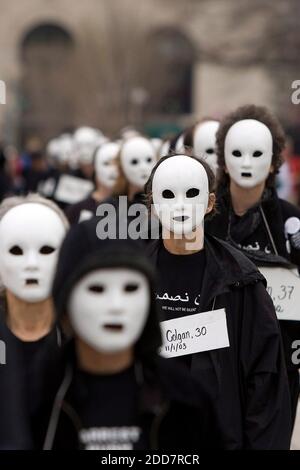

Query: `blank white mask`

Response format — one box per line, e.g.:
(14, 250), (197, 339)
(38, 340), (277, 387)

(95, 142), (120, 188)
(152, 155), (209, 235)
(224, 119), (273, 188)
(0, 203), (66, 302)
(68, 268), (150, 353)
(120, 137), (156, 188)
(193, 121), (220, 175)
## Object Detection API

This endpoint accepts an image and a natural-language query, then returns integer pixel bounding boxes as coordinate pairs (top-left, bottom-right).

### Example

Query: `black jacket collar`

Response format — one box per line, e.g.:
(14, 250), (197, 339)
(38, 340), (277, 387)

(147, 234), (265, 309)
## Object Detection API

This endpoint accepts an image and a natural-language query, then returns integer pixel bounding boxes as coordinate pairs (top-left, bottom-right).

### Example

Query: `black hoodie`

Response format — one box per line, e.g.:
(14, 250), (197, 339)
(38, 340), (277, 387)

(43, 218), (217, 450)
(147, 234), (292, 449)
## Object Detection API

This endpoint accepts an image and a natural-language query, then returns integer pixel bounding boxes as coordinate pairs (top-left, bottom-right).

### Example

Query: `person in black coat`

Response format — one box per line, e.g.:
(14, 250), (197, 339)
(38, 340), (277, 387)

(144, 151), (291, 449)
(41, 221), (217, 450)
(65, 142), (120, 225)
(206, 104), (300, 427)
(0, 195), (69, 449)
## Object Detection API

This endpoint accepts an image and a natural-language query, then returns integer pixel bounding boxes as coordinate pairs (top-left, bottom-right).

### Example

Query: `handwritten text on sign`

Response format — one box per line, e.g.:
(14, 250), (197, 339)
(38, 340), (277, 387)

(159, 308), (230, 358)
(259, 266), (300, 321)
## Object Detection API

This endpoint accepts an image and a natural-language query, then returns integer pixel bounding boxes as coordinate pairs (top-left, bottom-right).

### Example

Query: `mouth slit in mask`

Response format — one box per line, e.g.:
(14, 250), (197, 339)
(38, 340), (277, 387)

(152, 155), (209, 235)
(103, 324), (124, 332)
(224, 119), (273, 188)
(173, 215), (189, 222)
(26, 279), (39, 286)
(0, 203), (67, 303)
(68, 268), (150, 353)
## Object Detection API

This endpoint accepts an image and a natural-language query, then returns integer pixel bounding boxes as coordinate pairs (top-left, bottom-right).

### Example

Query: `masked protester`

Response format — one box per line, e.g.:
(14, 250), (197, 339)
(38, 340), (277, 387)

(72, 127), (106, 181)
(183, 119), (220, 176)
(206, 104), (300, 428)
(0, 195), (69, 448)
(94, 136), (157, 241)
(41, 220), (217, 450)
(145, 152), (291, 449)
(66, 142), (120, 225)
(117, 136), (156, 203)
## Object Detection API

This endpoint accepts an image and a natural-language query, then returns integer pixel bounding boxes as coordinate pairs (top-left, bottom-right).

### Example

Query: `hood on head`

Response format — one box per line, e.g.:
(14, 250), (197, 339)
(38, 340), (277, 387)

(52, 217), (161, 359)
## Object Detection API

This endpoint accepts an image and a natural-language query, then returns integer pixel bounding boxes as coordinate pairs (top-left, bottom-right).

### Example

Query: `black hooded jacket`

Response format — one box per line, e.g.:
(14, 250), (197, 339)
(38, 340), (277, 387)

(43, 218), (218, 450)
(41, 341), (218, 450)
(147, 234), (292, 449)
(206, 188), (300, 373)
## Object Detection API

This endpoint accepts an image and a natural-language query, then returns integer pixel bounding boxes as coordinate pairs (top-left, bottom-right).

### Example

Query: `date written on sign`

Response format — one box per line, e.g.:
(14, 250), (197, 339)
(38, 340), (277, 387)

(159, 308), (230, 358)
(266, 285), (294, 313)
(259, 266), (300, 321)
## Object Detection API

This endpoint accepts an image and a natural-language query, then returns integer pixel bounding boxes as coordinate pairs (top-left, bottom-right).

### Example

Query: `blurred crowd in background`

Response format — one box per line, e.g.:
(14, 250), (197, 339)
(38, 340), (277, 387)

(0, 121), (299, 209)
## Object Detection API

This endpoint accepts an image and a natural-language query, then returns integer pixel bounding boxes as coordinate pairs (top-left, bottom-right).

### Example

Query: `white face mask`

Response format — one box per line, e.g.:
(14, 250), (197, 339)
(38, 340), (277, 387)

(74, 127), (100, 165)
(0, 203), (66, 303)
(95, 143), (120, 188)
(68, 268), (150, 353)
(224, 119), (273, 188)
(152, 155), (209, 235)
(193, 121), (220, 175)
(58, 134), (74, 165)
(120, 137), (156, 188)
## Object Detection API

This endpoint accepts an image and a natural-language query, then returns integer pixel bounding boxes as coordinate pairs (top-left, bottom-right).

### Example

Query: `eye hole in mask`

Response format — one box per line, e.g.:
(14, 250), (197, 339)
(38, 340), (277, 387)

(162, 189), (175, 199)
(103, 161), (110, 166)
(88, 284), (105, 294)
(232, 150), (242, 157)
(40, 245), (56, 255)
(124, 283), (139, 293)
(206, 148), (214, 154)
(130, 159), (138, 165)
(186, 188), (200, 198)
(9, 245), (23, 256)
(253, 150), (263, 157)
(146, 157), (153, 163)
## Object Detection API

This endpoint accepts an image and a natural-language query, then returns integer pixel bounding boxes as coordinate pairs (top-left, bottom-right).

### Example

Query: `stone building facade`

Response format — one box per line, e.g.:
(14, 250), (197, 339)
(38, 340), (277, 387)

(0, 0), (299, 145)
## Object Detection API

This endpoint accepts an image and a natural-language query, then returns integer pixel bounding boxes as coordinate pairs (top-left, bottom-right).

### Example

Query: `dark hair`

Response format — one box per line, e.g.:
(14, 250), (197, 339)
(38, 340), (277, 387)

(216, 104), (285, 187)
(144, 150), (216, 218)
(183, 116), (220, 149)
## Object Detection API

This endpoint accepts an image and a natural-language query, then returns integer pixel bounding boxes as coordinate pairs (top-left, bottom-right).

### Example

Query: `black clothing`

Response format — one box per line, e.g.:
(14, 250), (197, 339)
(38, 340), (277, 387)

(23, 166), (58, 194)
(0, 304), (63, 449)
(52, 218), (161, 361)
(65, 195), (97, 225)
(73, 366), (147, 450)
(206, 187), (300, 270)
(49, 230), (218, 449)
(147, 235), (292, 449)
(156, 245), (206, 319)
(206, 187), (300, 425)
(41, 342), (217, 450)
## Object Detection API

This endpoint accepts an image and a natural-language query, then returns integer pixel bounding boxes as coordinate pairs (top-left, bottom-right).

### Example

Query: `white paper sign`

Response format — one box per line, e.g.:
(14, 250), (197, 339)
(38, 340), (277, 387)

(55, 175), (94, 204)
(159, 308), (230, 358)
(259, 266), (300, 321)
(79, 210), (93, 223)
(38, 178), (56, 197)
